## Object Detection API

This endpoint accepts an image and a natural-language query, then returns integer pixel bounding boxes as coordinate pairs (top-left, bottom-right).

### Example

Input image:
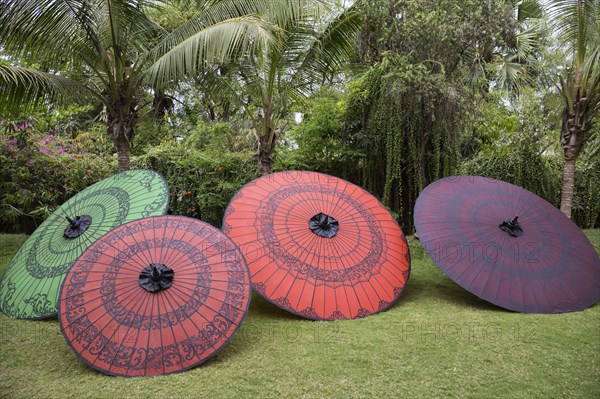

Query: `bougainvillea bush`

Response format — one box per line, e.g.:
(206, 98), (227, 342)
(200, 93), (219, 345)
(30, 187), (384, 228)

(0, 119), (116, 232)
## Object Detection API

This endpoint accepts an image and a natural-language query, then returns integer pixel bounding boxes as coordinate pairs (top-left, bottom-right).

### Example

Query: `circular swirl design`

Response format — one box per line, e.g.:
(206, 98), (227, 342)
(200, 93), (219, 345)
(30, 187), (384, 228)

(414, 176), (600, 313)
(58, 216), (251, 377)
(0, 169), (169, 319)
(222, 171), (411, 320)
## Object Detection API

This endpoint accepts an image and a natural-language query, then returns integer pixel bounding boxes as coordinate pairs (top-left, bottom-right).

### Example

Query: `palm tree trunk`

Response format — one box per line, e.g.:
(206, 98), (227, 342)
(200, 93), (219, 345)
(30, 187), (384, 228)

(116, 138), (130, 172)
(257, 106), (278, 175)
(258, 133), (275, 175)
(559, 88), (588, 219)
(560, 148), (578, 219)
(109, 111), (136, 172)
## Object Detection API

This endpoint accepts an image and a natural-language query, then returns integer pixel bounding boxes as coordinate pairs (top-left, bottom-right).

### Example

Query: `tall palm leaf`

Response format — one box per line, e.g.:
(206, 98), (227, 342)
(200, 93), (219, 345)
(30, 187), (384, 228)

(0, 0), (273, 171)
(472, 0), (545, 92)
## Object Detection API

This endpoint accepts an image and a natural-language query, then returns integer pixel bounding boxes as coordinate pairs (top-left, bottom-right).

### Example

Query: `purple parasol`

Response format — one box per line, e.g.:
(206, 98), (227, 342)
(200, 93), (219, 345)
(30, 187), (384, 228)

(414, 176), (600, 313)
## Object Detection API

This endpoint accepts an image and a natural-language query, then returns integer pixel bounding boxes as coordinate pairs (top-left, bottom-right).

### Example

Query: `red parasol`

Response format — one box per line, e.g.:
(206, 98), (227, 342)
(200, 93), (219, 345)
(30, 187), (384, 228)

(222, 171), (410, 320)
(58, 216), (251, 377)
(414, 176), (600, 313)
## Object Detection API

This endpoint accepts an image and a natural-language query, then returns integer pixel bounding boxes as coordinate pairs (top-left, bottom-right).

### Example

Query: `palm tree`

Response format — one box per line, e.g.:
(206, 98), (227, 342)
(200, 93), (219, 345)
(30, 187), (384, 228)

(200, 0), (362, 174)
(494, 1), (546, 91)
(548, 0), (600, 218)
(0, 0), (272, 171)
(459, 0), (545, 92)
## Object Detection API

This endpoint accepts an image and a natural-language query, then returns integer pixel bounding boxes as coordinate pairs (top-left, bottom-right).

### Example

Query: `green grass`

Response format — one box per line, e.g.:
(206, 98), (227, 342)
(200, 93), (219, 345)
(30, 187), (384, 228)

(1, 232), (599, 399)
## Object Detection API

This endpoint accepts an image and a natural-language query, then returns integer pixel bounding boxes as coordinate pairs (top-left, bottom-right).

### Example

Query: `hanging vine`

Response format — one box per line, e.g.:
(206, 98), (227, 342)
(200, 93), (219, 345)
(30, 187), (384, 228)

(342, 54), (463, 231)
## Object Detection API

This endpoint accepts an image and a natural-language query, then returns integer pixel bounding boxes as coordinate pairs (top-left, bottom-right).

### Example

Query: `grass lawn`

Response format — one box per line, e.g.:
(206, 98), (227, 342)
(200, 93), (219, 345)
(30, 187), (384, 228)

(0, 232), (599, 398)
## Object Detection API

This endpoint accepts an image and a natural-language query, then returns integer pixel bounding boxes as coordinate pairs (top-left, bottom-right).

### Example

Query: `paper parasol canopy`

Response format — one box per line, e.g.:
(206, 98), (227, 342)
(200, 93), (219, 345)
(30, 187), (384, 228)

(414, 176), (600, 313)
(222, 171), (411, 320)
(58, 216), (251, 377)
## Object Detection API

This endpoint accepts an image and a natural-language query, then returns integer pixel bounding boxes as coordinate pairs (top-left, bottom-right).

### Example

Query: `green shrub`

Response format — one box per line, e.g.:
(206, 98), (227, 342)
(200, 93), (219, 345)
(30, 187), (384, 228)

(276, 89), (365, 178)
(461, 134), (562, 207)
(572, 146), (600, 228)
(1, 114), (258, 232)
(460, 92), (600, 228)
(133, 138), (258, 227)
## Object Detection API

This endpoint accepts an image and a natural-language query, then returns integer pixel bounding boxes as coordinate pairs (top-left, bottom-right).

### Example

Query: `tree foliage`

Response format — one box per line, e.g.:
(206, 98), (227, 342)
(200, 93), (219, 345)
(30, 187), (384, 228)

(0, 0), (273, 171)
(277, 88), (364, 176)
(2, 0), (599, 233)
(338, 0), (520, 230)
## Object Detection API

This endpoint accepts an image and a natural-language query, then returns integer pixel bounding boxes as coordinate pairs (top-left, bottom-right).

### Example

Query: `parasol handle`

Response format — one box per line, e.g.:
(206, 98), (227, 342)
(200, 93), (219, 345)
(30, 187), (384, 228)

(309, 212), (339, 238)
(139, 263), (174, 292)
(499, 216), (523, 237)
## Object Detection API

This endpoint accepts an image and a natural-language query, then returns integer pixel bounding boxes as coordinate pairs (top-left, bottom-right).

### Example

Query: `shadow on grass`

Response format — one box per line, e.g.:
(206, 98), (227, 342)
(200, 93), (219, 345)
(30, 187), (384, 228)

(247, 293), (310, 321)
(399, 271), (507, 313)
(245, 271), (508, 319)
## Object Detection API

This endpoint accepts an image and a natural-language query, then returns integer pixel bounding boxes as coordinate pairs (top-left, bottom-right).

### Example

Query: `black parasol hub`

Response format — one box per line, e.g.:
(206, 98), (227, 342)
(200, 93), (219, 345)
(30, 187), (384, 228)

(64, 215), (92, 238)
(139, 263), (174, 293)
(499, 216), (523, 237)
(309, 212), (339, 238)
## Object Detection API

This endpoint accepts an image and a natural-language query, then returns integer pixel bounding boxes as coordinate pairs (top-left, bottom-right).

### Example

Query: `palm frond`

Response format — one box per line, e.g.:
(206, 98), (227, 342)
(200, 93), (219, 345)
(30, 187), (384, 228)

(513, 25), (543, 58)
(296, 4), (362, 78)
(582, 44), (600, 114)
(98, 0), (166, 57)
(0, 1), (112, 64)
(148, 0), (277, 57)
(558, 73), (576, 111)
(197, 68), (255, 119)
(216, 0), (362, 119)
(547, 0), (599, 64)
(262, 0), (328, 31)
(0, 1), (166, 84)
(495, 57), (535, 91)
(518, 0), (544, 21)
(0, 65), (91, 117)
(146, 15), (273, 87)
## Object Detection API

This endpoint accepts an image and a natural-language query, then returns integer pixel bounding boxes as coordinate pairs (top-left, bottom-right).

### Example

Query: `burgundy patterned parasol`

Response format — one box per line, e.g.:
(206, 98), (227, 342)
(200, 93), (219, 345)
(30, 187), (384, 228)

(414, 176), (600, 313)
(58, 216), (251, 377)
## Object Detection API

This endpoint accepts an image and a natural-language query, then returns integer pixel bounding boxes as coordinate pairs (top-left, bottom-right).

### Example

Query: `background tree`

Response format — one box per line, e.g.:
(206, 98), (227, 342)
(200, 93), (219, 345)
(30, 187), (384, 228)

(199, 0), (363, 174)
(343, 0), (524, 230)
(0, 0), (272, 171)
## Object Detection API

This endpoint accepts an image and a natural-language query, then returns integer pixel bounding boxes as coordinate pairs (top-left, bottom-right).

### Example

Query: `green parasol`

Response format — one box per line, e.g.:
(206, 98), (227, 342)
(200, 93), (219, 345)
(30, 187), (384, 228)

(0, 169), (169, 319)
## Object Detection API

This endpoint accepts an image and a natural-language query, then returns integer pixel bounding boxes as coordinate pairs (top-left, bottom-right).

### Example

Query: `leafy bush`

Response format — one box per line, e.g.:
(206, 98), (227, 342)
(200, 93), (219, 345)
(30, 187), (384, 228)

(571, 133), (600, 228)
(276, 89), (365, 178)
(1, 113), (258, 232)
(460, 93), (600, 228)
(461, 93), (561, 206)
(133, 125), (258, 227)
(461, 134), (562, 205)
